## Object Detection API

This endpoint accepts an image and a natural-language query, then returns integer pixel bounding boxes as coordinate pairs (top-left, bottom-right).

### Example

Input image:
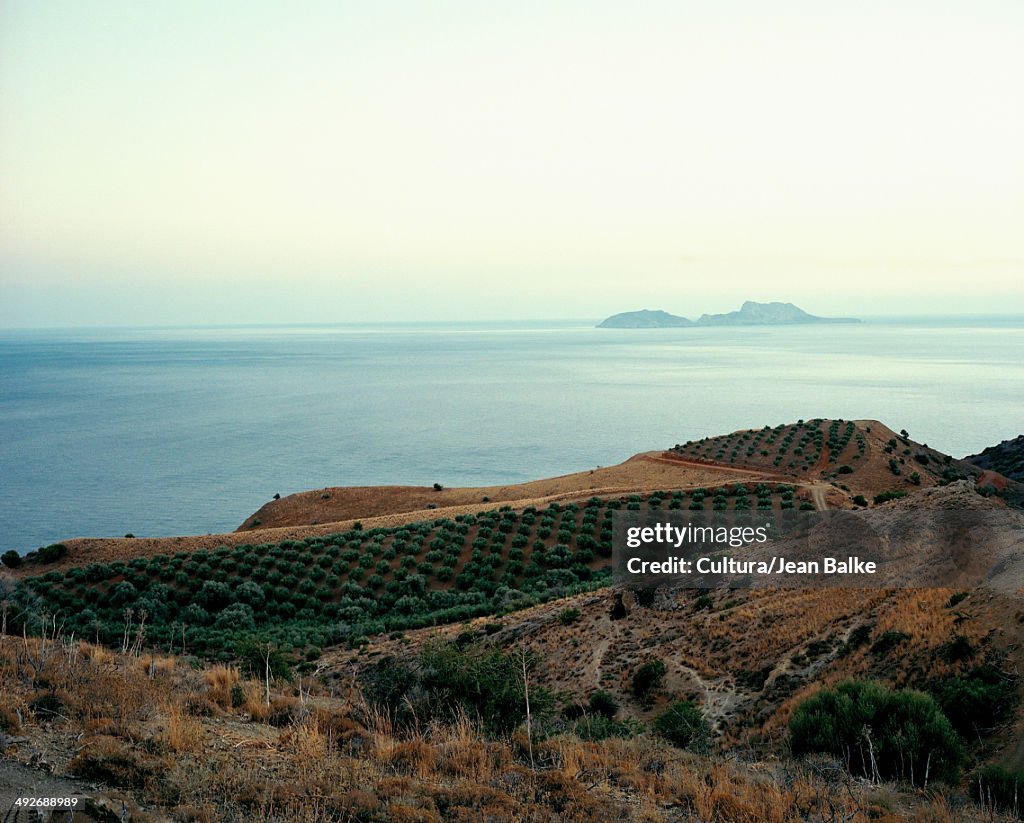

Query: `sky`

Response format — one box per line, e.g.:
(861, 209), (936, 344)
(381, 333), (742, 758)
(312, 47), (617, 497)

(1, 0), (1022, 326)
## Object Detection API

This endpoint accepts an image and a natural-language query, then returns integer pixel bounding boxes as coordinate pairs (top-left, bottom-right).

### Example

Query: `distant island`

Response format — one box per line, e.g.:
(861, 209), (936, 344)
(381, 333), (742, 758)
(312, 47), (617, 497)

(597, 301), (860, 328)
(597, 309), (693, 328)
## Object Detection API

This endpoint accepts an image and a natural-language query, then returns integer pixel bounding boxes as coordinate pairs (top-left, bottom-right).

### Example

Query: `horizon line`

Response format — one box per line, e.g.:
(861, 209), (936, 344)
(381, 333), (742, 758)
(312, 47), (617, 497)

(2, 311), (1024, 333)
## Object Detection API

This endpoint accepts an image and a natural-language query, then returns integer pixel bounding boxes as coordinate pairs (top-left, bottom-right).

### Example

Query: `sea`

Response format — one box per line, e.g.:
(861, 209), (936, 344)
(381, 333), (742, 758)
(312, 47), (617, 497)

(1, 316), (1022, 553)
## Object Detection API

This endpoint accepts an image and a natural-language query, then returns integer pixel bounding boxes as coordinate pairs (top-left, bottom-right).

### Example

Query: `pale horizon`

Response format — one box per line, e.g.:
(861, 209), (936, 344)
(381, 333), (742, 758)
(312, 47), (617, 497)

(2, 1), (1022, 327)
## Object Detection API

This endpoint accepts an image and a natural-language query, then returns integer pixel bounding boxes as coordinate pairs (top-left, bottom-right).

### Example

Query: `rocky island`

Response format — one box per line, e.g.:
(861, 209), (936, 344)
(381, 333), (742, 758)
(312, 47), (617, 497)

(597, 309), (693, 328)
(598, 301), (860, 328)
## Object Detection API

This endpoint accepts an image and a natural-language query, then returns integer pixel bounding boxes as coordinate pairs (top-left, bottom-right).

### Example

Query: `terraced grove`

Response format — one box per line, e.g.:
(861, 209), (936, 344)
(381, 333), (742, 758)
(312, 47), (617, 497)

(20, 486), (802, 657)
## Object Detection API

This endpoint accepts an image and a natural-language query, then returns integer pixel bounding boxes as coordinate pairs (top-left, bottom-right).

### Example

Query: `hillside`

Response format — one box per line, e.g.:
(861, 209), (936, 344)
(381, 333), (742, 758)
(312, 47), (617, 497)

(322, 499), (1024, 764)
(6, 628), (1009, 823)
(238, 418), (965, 535)
(236, 450), (799, 532)
(5, 418), (1023, 821)
(966, 435), (1024, 482)
(670, 418), (981, 497)
(6, 420), (992, 633)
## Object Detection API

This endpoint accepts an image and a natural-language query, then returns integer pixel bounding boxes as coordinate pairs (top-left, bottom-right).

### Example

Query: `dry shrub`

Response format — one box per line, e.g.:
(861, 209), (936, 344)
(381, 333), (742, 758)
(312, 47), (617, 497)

(268, 781), (304, 808)
(28, 689), (69, 721)
(163, 704), (202, 753)
(267, 694), (304, 727)
(79, 642), (116, 666)
(290, 715), (327, 761)
(138, 653), (178, 678)
(84, 716), (118, 735)
(911, 793), (958, 823)
(241, 680), (269, 721)
(0, 703), (23, 733)
(328, 789), (380, 819)
(231, 776), (271, 812)
(432, 783), (517, 819)
(536, 736), (586, 776)
(707, 778), (791, 823)
(203, 664), (239, 709)
(67, 663), (152, 726)
(383, 804), (443, 823)
(379, 737), (437, 778)
(311, 705), (365, 750)
(562, 736), (653, 796)
(70, 734), (167, 791)
(437, 737), (506, 783)
(172, 803), (218, 823)
(183, 692), (219, 717)
(632, 807), (670, 823)
(427, 713), (512, 784)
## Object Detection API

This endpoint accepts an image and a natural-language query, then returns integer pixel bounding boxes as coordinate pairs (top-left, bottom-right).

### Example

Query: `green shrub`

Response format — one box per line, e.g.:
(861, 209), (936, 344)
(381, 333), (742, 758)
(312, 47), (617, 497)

(195, 580), (233, 611)
(632, 659), (666, 703)
(735, 666), (773, 690)
(1, 550), (22, 568)
(933, 666), (1016, 738)
(789, 680), (964, 785)
(587, 690), (618, 719)
(938, 635), (975, 663)
(655, 700), (708, 751)
(841, 623), (874, 655)
(558, 608), (580, 625)
(234, 639), (293, 682)
(36, 543), (68, 564)
(870, 630), (910, 655)
(873, 490), (908, 505)
(417, 641), (553, 735)
(972, 765), (1024, 816)
(573, 714), (636, 741)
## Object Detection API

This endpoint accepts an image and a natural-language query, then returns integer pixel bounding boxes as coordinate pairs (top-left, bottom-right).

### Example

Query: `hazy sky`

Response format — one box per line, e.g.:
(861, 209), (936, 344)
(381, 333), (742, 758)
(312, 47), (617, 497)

(1, 1), (1022, 326)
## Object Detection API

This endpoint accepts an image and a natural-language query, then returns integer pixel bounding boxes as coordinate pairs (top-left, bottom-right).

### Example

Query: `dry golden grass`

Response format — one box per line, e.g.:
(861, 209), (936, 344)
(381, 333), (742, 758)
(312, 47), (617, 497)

(240, 679), (270, 720)
(202, 663), (239, 710)
(1, 608), (1017, 823)
(161, 702), (202, 753)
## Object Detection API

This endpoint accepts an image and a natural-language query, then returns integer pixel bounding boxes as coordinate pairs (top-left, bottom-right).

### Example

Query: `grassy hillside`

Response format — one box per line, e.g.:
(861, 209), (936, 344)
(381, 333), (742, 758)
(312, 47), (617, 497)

(7, 634), (1006, 822)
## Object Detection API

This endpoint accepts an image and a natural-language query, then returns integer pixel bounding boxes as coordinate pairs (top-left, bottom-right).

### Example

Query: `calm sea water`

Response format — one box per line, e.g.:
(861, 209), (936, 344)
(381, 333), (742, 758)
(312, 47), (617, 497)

(1, 317), (1022, 553)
